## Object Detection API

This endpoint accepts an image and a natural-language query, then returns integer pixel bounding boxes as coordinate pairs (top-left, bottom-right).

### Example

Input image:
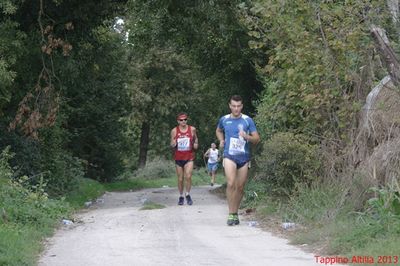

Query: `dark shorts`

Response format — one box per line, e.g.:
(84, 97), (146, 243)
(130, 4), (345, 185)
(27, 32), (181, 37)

(175, 160), (192, 168)
(224, 155), (249, 169)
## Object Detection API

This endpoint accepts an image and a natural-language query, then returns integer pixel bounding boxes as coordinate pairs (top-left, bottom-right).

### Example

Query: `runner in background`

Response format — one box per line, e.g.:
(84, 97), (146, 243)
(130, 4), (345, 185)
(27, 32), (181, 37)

(170, 113), (198, 205)
(204, 142), (220, 186)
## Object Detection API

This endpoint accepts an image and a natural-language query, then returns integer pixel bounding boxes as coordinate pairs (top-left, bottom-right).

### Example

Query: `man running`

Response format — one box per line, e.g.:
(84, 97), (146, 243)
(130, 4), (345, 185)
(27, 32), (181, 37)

(204, 142), (220, 186)
(216, 95), (260, 225)
(170, 112), (198, 205)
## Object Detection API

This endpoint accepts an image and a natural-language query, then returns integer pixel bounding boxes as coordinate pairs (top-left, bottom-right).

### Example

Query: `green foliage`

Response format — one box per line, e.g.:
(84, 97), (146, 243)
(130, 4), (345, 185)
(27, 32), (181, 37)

(0, 168), (71, 229)
(0, 19), (25, 110)
(330, 212), (400, 255)
(65, 177), (105, 209)
(0, 226), (41, 266)
(0, 147), (13, 179)
(0, 123), (84, 197)
(241, 1), (388, 140)
(133, 158), (175, 180)
(242, 177), (269, 208)
(256, 132), (320, 195)
(285, 181), (348, 224)
(366, 182), (400, 223)
(0, 147), (72, 265)
(0, 0), (131, 189)
(36, 125), (84, 196)
(125, 0), (262, 167)
(0, 0), (18, 15)
(61, 24), (131, 181)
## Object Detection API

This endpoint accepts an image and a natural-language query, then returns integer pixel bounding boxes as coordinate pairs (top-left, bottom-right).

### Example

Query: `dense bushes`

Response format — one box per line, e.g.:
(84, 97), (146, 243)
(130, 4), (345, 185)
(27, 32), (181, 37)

(0, 147), (73, 266)
(255, 132), (320, 195)
(133, 158), (175, 180)
(0, 148), (71, 227)
(0, 123), (85, 196)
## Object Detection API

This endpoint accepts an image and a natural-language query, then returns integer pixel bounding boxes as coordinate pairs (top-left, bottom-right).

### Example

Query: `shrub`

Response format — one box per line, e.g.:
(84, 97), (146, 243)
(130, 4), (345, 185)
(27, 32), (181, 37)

(133, 158), (175, 179)
(255, 132), (321, 195)
(0, 147), (71, 227)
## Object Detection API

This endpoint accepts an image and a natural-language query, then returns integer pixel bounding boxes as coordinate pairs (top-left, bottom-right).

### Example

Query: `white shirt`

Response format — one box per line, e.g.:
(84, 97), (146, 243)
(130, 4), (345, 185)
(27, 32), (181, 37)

(207, 149), (219, 164)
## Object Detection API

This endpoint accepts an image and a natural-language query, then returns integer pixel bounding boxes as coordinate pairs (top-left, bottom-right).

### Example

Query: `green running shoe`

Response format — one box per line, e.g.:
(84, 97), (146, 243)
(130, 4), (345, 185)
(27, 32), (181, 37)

(227, 214), (236, 226)
(233, 214), (240, 225)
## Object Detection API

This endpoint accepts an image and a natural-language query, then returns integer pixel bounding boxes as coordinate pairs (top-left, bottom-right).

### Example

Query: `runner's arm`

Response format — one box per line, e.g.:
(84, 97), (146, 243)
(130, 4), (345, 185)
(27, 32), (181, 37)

(192, 127), (199, 150)
(217, 149), (222, 161)
(216, 127), (225, 149)
(170, 128), (177, 148)
(204, 149), (210, 158)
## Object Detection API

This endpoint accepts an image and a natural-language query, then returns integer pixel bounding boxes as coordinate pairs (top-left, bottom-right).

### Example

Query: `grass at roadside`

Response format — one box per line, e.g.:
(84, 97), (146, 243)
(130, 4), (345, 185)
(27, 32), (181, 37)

(65, 177), (105, 209)
(103, 168), (225, 192)
(0, 177), (72, 266)
(140, 201), (166, 210)
(244, 178), (400, 265)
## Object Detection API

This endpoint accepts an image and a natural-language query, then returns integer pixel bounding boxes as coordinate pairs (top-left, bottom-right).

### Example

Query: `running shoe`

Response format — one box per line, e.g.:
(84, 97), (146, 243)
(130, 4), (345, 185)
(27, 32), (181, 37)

(178, 196), (184, 205)
(185, 194), (193, 205)
(233, 214), (240, 225)
(227, 214), (240, 226)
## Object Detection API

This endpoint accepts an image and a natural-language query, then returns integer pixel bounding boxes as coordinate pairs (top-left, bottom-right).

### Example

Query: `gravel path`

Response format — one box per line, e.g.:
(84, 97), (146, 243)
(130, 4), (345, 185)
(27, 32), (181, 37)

(38, 185), (318, 266)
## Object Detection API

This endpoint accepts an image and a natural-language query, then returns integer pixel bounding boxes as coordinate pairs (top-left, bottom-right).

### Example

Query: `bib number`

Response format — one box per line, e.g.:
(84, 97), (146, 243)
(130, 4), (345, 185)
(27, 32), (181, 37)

(228, 137), (245, 155)
(177, 137), (191, 151)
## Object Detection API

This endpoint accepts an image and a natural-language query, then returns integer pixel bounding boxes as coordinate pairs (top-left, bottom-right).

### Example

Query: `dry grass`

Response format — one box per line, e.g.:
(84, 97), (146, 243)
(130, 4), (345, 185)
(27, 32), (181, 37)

(352, 77), (400, 186)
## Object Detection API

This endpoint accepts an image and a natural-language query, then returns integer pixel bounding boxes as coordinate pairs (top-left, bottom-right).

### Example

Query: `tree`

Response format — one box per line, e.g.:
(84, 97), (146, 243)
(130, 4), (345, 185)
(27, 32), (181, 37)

(125, 0), (262, 167)
(1, 0), (130, 189)
(128, 47), (202, 168)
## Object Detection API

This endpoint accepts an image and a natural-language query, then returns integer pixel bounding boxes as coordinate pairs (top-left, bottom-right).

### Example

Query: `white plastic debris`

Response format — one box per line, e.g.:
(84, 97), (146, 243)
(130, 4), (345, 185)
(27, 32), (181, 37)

(248, 221), (258, 227)
(62, 219), (73, 225)
(96, 198), (104, 204)
(281, 222), (296, 229)
(140, 198), (148, 204)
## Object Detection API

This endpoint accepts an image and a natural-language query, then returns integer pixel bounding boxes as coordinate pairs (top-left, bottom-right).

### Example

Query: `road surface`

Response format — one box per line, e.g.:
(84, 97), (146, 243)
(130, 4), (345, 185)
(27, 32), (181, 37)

(39, 185), (318, 266)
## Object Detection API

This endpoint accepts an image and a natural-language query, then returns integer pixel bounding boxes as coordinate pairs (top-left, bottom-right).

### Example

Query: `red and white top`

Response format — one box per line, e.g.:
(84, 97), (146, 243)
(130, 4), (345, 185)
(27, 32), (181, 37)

(174, 125), (195, 161)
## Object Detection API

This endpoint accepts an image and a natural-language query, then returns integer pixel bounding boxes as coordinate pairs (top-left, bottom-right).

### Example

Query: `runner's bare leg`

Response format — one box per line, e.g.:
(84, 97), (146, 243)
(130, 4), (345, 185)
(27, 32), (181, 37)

(223, 158), (238, 213)
(176, 165), (184, 195)
(232, 164), (249, 212)
(184, 161), (194, 194)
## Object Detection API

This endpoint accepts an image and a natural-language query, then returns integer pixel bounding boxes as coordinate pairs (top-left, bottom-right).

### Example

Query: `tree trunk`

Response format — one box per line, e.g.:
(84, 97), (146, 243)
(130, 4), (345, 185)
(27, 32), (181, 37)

(370, 25), (400, 86)
(138, 121), (150, 168)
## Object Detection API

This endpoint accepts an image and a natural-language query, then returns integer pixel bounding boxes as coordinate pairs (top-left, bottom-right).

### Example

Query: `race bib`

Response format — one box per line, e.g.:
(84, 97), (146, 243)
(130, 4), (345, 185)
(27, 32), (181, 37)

(177, 137), (191, 151)
(228, 137), (245, 155)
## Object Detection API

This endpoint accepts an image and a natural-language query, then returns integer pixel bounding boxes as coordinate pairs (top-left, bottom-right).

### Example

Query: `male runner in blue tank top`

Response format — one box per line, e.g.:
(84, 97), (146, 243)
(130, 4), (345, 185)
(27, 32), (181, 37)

(216, 95), (260, 226)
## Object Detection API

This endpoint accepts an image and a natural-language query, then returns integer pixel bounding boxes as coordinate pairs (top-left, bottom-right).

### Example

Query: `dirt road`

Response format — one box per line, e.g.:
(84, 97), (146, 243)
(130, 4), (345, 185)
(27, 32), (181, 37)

(39, 185), (318, 266)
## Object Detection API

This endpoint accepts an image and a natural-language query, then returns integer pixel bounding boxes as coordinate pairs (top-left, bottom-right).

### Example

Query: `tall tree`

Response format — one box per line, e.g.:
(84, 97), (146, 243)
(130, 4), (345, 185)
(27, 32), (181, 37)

(1, 0), (130, 189)
(125, 0), (262, 166)
(128, 47), (202, 168)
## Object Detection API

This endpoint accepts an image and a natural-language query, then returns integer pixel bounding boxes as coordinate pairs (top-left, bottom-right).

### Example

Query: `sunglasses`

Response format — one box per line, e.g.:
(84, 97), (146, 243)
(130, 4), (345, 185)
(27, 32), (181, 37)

(178, 119), (187, 122)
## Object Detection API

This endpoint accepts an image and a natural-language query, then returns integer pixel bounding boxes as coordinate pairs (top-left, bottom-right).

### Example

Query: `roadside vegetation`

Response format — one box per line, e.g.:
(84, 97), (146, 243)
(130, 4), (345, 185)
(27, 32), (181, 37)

(242, 133), (400, 264)
(243, 177), (400, 263)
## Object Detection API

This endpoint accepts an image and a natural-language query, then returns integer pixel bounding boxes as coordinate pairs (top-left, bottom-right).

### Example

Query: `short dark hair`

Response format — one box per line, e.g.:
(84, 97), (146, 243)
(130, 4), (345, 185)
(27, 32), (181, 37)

(229, 95), (243, 103)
